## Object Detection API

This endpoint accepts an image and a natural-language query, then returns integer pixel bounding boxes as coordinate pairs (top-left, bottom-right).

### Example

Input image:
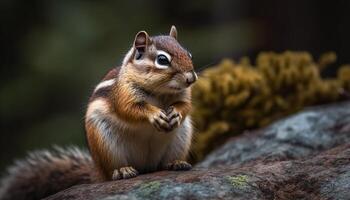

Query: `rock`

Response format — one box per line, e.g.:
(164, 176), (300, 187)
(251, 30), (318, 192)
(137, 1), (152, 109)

(45, 102), (350, 200)
(199, 101), (350, 168)
(45, 145), (350, 200)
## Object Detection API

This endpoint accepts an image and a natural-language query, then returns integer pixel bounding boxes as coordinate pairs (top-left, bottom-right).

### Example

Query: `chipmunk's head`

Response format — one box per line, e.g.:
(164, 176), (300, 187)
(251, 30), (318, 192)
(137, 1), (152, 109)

(122, 26), (197, 94)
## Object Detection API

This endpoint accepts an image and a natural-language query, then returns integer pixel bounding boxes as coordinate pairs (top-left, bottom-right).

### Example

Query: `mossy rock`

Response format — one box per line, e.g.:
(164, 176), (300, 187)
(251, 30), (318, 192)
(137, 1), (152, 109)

(192, 51), (350, 161)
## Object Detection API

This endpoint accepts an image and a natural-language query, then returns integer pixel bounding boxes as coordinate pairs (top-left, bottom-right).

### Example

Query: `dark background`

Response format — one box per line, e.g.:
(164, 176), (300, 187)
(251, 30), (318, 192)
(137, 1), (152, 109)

(1, 0), (350, 171)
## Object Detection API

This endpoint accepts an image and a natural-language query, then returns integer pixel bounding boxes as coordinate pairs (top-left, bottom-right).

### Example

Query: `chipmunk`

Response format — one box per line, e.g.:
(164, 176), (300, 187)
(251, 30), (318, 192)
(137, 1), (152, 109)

(0, 26), (197, 200)
(86, 25), (196, 180)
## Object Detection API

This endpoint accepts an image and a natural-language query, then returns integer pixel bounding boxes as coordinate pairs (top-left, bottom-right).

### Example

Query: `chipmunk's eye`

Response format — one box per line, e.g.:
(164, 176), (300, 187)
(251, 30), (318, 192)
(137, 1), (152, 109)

(155, 50), (171, 69)
(157, 55), (170, 65)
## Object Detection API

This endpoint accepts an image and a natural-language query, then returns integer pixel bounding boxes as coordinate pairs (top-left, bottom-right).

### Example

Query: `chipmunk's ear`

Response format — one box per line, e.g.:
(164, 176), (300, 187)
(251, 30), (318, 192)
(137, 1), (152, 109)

(134, 31), (150, 52)
(169, 25), (177, 40)
(123, 31), (150, 65)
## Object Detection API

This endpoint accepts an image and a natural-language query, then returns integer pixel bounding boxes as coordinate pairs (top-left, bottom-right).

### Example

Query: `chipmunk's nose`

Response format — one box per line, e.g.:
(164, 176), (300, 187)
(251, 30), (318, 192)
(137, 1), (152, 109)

(185, 70), (198, 86)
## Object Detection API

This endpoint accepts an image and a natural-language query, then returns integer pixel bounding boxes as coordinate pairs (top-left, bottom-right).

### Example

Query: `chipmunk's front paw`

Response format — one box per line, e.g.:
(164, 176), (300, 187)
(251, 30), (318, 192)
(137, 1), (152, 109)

(166, 160), (192, 171)
(166, 106), (182, 130)
(112, 166), (139, 180)
(149, 110), (171, 132)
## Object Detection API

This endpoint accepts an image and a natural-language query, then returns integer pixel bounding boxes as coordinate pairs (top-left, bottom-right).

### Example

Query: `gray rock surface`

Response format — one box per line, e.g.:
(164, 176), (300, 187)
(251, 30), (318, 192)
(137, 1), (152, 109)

(45, 102), (350, 200)
(199, 101), (350, 168)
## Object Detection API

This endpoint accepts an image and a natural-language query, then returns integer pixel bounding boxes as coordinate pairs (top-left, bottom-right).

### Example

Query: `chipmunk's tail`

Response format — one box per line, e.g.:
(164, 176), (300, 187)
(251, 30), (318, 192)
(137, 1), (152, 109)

(0, 146), (99, 200)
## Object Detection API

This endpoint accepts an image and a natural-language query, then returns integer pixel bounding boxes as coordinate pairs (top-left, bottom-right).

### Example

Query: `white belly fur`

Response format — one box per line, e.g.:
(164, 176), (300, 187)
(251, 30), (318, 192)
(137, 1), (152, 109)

(105, 115), (191, 172)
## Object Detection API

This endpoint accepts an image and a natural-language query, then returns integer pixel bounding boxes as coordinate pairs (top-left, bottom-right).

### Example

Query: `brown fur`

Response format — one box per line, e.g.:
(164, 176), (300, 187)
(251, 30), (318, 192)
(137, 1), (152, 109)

(152, 36), (193, 72)
(102, 68), (120, 81)
(85, 26), (196, 180)
(0, 147), (98, 200)
(112, 81), (160, 123)
(85, 122), (113, 179)
(0, 26), (197, 200)
(171, 100), (192, 122)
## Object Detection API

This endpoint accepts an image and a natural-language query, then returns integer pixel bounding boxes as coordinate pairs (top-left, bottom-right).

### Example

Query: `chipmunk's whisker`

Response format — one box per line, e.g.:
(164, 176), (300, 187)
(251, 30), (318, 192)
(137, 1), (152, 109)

(195, 60), (220, 77)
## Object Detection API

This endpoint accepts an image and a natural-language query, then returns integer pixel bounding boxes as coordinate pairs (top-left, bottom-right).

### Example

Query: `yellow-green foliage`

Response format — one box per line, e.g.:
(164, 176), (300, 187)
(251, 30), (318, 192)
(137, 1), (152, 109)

(338, 65), (350, 92)
(137, 181), (161, 197)
(226, 175), (249, 189)
(192, 51), (350, 161)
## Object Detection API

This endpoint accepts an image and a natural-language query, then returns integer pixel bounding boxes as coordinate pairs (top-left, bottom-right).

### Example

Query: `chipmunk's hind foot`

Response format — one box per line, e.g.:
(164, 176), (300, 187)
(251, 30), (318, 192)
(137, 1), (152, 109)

(166, 160), (192, 171)
(112, 166), (139, 180)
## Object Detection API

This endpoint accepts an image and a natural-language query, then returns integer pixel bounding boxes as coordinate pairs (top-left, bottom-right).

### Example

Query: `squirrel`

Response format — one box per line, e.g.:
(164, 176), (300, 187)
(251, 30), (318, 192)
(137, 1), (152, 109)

(0, 26), (197, 200)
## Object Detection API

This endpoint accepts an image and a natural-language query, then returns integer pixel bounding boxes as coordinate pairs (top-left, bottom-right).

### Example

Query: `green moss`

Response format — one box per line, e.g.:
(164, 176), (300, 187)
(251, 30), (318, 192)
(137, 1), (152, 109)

(226, 175), (249, 189)
(192, 51), (350, 161)
(137, 181), (161, 197)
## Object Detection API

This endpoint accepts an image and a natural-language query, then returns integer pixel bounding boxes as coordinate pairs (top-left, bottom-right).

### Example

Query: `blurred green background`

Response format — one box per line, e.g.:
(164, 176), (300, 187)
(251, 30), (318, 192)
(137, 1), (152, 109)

(1, 0), (350, 171)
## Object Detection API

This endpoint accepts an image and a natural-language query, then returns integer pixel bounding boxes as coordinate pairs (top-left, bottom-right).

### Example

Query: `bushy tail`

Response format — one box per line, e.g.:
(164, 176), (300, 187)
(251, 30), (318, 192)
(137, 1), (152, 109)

(0, 146), (99, 200)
